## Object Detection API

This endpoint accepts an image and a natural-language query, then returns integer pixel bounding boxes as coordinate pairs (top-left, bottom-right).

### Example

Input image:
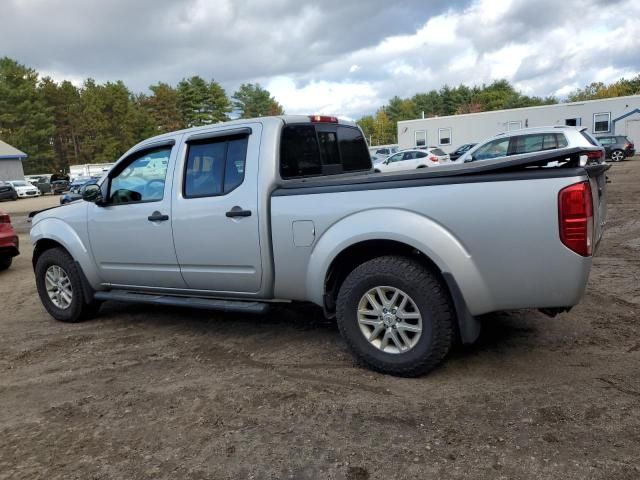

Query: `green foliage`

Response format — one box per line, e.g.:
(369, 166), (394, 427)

(177, 76), (231, 127)
(232, 83), (284, 118)
(357, 109), (396, 146)
(0, 58), (287, 174)
(0, 57), (54, 174)
(144, 82), (184, 133)
(568, 75), (640, 101)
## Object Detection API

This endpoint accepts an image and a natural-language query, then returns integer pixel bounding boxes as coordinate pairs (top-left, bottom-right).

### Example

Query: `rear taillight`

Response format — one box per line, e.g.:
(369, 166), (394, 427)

(624, 143), (632, 149)
(558, 181), (593, 256)
(429, 156), (439, 163)
(585, 150), (602, 160)
(309, 115), (338, 123)
(0, 214), (10, 224)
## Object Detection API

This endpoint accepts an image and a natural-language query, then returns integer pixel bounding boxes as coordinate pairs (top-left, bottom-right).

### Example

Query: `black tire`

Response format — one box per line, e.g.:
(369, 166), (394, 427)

(611, 149), (625, 162)
(0, 256), (12, 271)
(336, 255), (454, 377)
(416, 165), (427, 168)
(11, 193), (17, 201)
(35, 247), (100, 322)
(373, 169), (381, 173)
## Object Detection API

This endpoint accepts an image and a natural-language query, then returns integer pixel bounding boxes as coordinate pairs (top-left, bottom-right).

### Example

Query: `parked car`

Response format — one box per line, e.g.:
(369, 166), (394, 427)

(374, 148), (449, 173)
(595, 135), (635, 162)
(459, 126), (604, 164)
(33, 177), (52, 195)
(51, 180), (70, 194)
(30, 115), (608, 377)
(7, 180), (41, 198)
(449, 143), (477, 162)
(0, 212), (19, 270)
(0, 181), (18, 201)
(68, 176), (93, 194)
(369, 146), (399, 158)
(60, 181), (97, 205)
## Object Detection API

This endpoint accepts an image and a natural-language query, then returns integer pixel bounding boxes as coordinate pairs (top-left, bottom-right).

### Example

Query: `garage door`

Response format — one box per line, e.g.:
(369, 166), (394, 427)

(626, 119), (640, 146)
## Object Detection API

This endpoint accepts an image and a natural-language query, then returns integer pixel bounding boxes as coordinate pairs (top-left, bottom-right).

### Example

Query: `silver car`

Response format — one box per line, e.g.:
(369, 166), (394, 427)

(459, 126), (604, 164)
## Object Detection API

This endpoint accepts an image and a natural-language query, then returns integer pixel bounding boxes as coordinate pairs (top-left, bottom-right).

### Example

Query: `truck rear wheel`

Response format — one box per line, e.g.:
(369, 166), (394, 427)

(35, 247), (100, 323)
(336, 255), (454, 376)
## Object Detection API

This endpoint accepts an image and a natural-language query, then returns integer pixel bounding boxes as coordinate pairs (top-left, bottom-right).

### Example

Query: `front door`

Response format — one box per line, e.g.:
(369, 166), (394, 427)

(171, 125), (263, 293)
(87, 143), (186, 289)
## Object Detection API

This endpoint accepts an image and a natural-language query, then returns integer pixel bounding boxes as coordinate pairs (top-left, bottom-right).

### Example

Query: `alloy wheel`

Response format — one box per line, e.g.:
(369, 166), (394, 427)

(357, 286), (423, 354)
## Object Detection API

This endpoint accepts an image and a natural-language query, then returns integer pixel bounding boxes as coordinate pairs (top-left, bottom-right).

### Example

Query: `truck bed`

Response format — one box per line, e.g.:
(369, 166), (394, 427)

(270, 147), (608, 317)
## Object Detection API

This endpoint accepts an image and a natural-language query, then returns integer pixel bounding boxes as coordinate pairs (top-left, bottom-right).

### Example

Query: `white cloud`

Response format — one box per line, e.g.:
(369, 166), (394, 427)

(2, 0), (640, 118)
(266, 76), (380, 116)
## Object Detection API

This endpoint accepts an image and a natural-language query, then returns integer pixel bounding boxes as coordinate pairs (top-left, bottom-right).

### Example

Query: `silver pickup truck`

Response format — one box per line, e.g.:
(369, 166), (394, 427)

(30, 116), (608, 376)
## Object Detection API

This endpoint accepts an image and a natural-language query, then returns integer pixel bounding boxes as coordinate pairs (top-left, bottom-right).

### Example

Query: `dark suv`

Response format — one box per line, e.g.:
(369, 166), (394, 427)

(596, 135), (635, 162)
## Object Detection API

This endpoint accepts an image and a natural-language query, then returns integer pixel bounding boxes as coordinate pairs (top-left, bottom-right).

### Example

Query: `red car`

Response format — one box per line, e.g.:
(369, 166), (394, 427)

(0, 212), (19, 270)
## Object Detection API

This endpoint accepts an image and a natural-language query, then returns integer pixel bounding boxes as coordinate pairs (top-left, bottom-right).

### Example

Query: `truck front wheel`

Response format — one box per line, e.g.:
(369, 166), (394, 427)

(35, 247), (100, 323)
(336, 255), (454, 376)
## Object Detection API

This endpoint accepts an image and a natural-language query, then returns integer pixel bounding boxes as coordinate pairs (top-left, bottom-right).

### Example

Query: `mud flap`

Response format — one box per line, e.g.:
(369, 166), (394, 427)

(442, 272), (481, 344)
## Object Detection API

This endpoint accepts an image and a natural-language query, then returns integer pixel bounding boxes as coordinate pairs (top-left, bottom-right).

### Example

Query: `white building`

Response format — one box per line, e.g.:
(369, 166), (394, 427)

(69, 163), (114, 180)
(397, 95), (640, 152)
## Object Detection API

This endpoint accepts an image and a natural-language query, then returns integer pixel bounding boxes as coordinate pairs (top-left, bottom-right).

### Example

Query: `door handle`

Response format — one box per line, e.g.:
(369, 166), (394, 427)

(226, 206), (252, 218)
(148, 211), (169, 222)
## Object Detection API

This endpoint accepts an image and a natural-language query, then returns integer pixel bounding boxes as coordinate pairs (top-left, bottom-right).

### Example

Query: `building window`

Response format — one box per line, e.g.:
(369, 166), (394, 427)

(593, 112), (611, 133)
(415, 130), (426, 147)
(438, 128), (452, 146)
(507, 121), (522, 131)
(565, 118), (581, 126)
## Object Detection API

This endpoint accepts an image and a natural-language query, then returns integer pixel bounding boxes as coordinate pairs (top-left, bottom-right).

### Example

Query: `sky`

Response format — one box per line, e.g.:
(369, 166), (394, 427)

(2, 0), (640, 119)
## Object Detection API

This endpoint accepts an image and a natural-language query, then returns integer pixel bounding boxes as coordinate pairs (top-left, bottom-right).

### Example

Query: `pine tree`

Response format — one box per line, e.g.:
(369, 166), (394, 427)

(0, 57), (54, 174)
(177, 76), (231, 127)
(232, 83), (284, 118)
(40, 77), (83, 172)
(145, 82), (184, 133)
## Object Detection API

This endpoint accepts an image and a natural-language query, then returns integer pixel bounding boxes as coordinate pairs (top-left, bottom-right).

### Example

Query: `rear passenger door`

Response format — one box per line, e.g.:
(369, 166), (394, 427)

(171, 125), (263, 293)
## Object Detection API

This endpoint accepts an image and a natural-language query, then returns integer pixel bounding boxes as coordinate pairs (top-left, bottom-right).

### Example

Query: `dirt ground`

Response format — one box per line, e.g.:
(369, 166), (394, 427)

(1, 161), (639, 480)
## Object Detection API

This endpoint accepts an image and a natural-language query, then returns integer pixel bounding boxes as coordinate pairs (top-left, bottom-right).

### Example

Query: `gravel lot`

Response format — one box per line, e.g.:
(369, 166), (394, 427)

(1, 161), (639, 479)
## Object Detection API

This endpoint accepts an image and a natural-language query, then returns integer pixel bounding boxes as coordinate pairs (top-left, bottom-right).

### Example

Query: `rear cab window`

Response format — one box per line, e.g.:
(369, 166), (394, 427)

(280, 123), (371, 179)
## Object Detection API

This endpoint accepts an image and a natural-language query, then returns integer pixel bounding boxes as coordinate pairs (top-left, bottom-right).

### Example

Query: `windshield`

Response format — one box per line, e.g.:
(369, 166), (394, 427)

(11, 181), (28, 187)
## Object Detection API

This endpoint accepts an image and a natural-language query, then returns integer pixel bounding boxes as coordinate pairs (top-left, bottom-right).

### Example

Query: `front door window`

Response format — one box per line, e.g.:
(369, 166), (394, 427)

(109, 148), (170, 204)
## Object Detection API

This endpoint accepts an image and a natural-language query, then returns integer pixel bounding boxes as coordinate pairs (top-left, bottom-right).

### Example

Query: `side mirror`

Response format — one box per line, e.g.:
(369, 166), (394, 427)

(82, 183), (103, 204)
(384, 159), (390, 165)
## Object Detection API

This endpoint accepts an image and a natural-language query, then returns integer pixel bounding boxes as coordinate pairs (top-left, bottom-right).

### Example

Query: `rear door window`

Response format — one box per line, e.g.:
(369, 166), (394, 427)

(510, 133), (567, 155)
(184, 135), (248, 198)
(280, 124), (371, 179)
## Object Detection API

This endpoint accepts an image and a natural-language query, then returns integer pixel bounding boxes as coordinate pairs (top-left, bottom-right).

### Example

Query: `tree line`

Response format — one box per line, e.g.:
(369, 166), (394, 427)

(357, 75), (640, 146)
(0, 57), (283, 174)
(2, 56), (639, 172)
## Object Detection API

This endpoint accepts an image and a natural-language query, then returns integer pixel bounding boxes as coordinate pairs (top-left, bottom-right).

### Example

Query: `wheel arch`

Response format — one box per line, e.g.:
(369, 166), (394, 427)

(31, 218), (102, 290)
(305, 209), (488, 343)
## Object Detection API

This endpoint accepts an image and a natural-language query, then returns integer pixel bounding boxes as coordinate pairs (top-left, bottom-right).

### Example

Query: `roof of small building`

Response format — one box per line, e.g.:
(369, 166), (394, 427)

(0, 140), (28, 160)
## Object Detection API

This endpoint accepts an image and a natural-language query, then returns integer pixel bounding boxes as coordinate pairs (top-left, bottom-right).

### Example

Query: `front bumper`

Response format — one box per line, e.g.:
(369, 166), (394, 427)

(17, 190), (40, 198)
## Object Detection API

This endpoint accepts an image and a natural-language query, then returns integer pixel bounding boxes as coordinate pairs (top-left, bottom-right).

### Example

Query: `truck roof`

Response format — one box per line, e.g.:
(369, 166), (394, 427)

(141, 115), (359, 146)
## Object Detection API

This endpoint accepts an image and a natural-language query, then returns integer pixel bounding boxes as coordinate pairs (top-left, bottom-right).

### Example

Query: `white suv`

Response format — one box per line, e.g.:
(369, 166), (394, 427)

(374, 148), (450, 173)
(459, 126), (604, 164)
